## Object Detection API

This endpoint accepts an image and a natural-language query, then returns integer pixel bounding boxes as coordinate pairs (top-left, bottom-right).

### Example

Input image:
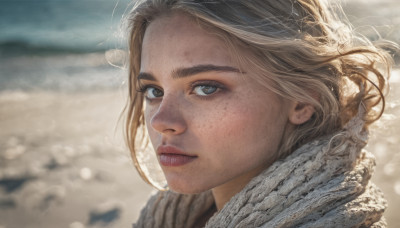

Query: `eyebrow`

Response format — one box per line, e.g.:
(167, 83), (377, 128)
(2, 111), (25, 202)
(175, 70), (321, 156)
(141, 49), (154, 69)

(137, 64), (243, 81)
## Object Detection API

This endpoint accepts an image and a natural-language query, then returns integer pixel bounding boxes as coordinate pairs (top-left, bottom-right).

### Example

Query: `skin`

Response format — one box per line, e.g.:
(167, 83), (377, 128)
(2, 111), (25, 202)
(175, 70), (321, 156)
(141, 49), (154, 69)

(139, 13), (313, 211)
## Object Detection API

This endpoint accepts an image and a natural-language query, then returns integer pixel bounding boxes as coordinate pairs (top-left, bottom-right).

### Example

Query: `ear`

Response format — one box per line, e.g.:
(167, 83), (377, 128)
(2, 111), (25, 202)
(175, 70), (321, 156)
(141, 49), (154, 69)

(288, 102), (315, 125)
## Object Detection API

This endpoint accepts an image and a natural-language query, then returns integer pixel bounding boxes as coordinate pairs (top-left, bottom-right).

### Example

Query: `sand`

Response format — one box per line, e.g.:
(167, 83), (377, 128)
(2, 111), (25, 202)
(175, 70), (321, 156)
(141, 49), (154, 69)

(0, 90), (153, 228)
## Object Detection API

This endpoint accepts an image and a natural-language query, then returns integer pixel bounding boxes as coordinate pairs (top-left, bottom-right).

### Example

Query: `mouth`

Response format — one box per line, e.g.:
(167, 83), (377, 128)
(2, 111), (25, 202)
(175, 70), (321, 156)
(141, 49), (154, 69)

(157, 145), (197, 167)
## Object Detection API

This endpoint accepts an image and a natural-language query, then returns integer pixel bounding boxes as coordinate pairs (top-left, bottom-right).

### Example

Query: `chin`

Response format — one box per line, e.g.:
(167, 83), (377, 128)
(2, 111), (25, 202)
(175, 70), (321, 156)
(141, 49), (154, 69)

(167, 179), (212, 194)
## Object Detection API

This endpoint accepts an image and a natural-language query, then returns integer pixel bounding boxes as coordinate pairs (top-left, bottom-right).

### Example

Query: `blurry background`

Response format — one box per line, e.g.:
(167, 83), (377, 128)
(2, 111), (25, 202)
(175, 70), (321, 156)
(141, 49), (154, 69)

(0, 0), (399, 227)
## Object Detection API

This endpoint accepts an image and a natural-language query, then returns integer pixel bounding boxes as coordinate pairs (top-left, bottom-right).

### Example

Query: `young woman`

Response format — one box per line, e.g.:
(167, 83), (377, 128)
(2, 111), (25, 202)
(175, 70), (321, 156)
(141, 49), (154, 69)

(125, 0), (397, 227)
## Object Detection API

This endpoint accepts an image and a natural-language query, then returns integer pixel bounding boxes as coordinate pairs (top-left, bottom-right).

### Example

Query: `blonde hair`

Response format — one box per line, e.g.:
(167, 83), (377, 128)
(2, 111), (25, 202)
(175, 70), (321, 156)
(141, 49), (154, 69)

(125, 0), (397, 186)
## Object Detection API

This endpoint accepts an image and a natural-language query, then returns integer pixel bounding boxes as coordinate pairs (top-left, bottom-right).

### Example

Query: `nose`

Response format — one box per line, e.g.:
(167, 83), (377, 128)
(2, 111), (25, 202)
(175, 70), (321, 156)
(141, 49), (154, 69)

(150, 96), (187, 135)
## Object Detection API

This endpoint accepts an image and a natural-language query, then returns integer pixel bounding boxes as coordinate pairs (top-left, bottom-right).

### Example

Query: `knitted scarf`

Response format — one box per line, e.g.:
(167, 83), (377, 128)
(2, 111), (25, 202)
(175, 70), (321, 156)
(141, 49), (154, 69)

(133, 114), (387, 228)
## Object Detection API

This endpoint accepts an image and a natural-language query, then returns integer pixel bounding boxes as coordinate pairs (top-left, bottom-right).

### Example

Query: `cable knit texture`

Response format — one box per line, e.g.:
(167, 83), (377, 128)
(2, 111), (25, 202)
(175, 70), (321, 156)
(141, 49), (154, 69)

(133, 113), (387, 228)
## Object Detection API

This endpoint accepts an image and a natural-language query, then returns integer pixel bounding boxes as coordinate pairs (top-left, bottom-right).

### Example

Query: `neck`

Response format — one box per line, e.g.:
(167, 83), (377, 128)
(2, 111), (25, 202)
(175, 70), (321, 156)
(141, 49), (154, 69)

(212, 166), (266, 211)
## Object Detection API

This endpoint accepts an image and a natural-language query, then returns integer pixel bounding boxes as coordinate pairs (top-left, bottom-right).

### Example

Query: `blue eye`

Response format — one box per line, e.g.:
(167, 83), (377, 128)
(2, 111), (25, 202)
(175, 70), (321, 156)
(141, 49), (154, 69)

(145, 87), (163, 99)
(193, 85), (218, 96)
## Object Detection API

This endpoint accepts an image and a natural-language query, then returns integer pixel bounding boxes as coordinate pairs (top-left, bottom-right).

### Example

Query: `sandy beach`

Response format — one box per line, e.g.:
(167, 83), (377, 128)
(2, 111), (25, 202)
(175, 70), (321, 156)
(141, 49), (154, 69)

(0, 89), (154, 228)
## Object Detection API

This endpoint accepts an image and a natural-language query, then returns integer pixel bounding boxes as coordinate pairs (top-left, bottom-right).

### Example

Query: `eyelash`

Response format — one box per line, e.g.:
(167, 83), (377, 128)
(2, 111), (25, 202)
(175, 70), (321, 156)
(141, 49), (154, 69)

(137, 84), (162, 101)
(189, 80), (225, 99)
(137, 80), (225, 101)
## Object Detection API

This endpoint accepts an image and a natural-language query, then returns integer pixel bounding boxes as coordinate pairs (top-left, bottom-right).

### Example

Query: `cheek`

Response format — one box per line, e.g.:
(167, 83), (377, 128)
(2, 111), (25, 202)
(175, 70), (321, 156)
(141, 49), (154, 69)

(193, 98), (285, 165)
(192, 103), (248, 149)
(192, 101), (240, 139)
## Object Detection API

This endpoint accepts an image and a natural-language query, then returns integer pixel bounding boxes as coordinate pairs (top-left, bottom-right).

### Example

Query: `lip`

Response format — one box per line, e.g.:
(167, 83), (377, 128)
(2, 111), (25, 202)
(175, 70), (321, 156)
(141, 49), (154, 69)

(157, 145), (197, 167)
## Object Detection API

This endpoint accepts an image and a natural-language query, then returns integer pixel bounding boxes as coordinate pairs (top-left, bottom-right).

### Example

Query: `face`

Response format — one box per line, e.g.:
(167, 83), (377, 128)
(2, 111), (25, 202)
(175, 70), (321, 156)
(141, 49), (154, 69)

(139, 13), (293, 194)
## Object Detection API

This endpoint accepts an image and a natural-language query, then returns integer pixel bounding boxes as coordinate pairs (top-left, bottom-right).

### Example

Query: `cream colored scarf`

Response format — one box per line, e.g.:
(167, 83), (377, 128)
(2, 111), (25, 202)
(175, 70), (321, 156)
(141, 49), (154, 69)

(133, 114), (387, 228)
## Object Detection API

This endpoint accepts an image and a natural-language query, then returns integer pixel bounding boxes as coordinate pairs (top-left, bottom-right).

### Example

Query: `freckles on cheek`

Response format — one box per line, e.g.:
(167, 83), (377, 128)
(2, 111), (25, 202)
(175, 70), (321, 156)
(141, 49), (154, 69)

(201, 110), (247, 145)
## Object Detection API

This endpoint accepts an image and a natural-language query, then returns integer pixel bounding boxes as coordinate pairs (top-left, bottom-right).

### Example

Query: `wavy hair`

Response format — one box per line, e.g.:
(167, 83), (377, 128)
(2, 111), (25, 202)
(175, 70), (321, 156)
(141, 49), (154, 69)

(124, 0), (397, 186)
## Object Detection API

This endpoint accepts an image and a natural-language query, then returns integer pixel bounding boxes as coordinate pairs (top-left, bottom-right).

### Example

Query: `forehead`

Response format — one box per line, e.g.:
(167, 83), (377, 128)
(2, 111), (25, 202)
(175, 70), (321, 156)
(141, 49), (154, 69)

(140, 12), (237, 73)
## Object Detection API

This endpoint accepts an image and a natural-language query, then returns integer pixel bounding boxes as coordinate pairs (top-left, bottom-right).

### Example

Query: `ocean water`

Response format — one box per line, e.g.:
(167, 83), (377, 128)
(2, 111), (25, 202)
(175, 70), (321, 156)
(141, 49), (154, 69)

(0, 0), (131, 53)
(0, 0), (131, 92)
(0, 0), (399, 92)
